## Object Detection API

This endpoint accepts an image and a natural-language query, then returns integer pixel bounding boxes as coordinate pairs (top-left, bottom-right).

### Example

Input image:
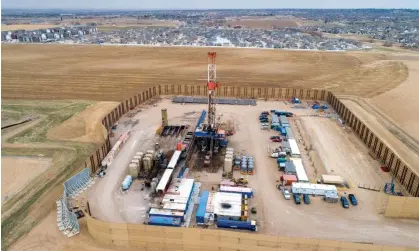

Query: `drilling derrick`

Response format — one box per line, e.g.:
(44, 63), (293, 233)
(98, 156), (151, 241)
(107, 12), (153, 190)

(207, 52), (219, 130)
(193, 52), (227, 167)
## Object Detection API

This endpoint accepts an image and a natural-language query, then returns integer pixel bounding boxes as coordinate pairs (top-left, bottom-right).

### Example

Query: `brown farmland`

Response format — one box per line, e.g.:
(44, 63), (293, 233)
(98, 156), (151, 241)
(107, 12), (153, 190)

(1, 44), (407, 101)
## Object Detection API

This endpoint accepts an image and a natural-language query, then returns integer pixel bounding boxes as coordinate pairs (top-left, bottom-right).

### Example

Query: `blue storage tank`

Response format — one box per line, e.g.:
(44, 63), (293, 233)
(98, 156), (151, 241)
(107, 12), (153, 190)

(216, 219), (257, 231)
(122, 175), (133, 190)
(196, 191), (209, 224)
(148, 216), (181, 227)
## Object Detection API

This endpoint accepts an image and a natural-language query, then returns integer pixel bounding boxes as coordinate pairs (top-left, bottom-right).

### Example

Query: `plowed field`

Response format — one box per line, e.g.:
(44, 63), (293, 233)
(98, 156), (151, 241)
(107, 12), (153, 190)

(1, 44), (407, 101)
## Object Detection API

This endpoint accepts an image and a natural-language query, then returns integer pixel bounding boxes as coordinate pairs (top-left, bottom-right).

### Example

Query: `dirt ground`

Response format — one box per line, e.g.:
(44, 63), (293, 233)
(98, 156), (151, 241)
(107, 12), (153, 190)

(0, 100), (112, 250)
(370, 52), (419, 143)
(73, 99), (419, 248)
(1, 156), (52, 202)
(1, 44), (407, 101)
(47, 101), (119, 144)
(340, 99), (419, 180)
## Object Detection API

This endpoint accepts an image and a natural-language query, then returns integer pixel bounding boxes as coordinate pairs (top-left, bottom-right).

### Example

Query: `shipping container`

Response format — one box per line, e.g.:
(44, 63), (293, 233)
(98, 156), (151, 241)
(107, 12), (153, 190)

(284, 161), (297, 174)
(148, 216), (181, 227)
(196, 191), (209, 224)
(282, 174), (298, 186)
(216, 219), (257, 231)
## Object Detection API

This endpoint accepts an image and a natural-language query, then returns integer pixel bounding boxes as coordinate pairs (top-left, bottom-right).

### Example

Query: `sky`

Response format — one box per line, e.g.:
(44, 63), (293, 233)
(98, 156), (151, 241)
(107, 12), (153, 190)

(2, 0), (419, 10)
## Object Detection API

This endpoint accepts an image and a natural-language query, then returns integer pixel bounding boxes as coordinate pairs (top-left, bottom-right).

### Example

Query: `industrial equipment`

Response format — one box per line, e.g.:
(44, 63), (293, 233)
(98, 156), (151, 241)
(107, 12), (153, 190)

(193, 52), (228, 165)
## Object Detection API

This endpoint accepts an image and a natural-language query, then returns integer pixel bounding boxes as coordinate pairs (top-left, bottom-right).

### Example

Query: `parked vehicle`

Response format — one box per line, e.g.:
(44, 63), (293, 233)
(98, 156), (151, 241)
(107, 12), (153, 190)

(303, 194), (311, 204)
(283, 188), (291, 200)
(341, 196), (349, 209)
(270, 135), (281, 139)
(293, 194), (301, 204)
(271, 138), (282, 142)
(348, 194), (358, 206)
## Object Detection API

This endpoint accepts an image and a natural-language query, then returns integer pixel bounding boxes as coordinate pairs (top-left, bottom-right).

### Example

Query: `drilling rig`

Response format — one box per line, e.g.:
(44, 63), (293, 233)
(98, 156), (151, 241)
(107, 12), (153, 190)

(193, 52), (228, 166)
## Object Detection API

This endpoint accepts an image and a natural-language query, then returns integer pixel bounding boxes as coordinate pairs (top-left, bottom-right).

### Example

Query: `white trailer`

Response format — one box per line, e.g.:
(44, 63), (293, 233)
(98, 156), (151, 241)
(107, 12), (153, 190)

(291, 158), (308, 182)
(288, 139), (301, 158)
(292, 183), (337, 196)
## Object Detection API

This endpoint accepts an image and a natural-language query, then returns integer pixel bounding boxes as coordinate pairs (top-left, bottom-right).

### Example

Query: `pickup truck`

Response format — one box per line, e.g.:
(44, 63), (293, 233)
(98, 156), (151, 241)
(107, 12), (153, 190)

(303, 194), (311, 204)
(283, 188), (291, 200)
(348, 194), (358, 206)
(341, 196), (349, 209)
(293, 194), (301, 204)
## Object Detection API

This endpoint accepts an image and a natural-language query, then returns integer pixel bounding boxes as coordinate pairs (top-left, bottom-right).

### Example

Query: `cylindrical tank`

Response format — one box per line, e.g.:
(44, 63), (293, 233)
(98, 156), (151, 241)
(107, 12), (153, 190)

(143, 157), (152, 171)
(161, 108), (168, 127)
(151, 181), (157, 192)
(131, 159), (140, 167)
(146, 150), (155, 156)
(122, 175), (133, 190)
(224, 157), (233, 173)
(225, 153), (233, 159)
(128, 163), (138, 178)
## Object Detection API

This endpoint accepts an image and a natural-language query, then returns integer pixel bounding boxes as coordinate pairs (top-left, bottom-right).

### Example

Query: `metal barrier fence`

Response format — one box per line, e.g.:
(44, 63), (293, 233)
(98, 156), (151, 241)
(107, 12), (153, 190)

(56, 168), (96, 237)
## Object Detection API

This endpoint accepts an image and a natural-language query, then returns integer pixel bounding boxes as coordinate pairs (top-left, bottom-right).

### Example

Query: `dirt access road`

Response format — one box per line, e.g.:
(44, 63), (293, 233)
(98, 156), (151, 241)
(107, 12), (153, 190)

(87, 99), (419, 248)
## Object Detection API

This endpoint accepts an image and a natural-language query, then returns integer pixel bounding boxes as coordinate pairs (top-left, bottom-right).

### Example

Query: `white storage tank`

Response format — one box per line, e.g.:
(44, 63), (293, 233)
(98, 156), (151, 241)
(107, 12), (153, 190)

(224, 157), (233, 173)
(143, 157), (152, 171)
(146, 150), (155, 155)
(225, 153), (234, 159)
(131, 159), (140, 167)
(128, 163), (139, 178)
(150, 181), (157, 192)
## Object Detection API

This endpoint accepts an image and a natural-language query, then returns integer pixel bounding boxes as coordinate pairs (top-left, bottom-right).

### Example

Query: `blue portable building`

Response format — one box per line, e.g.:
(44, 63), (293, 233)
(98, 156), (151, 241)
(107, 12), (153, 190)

(279, 127), (287, 136)
(216, 219), (257, 231)
(148, 216), (181, 227)
(196, 191), (209, 224)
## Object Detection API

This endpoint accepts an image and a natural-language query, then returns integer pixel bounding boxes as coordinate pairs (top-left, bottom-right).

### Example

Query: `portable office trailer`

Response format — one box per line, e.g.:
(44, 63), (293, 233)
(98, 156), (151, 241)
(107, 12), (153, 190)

(148, 208), (184, 220)
(292, 158), (308, 182)
(292, 183), (338, 196)
(219, 186), (253, 198)
(148, 216), (181, 227)
(213, 192), (242, 221)
(216, 219), (257, 231)
(288, 139), (301, 157)
(196, 191), (209, 224)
